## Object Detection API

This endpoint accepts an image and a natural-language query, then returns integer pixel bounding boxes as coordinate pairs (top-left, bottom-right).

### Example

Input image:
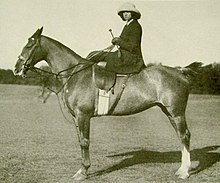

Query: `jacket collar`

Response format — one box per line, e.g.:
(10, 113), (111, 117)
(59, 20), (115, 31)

(126, 19), (134, 26)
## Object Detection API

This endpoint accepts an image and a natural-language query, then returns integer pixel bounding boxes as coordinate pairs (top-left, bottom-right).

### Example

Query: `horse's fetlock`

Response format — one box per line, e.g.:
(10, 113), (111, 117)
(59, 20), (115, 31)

(82, 163), (91, 170)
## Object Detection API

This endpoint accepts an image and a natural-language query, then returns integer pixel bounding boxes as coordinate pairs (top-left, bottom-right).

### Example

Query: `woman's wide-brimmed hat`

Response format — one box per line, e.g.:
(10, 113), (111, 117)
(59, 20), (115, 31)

(117, 2), (141, 19)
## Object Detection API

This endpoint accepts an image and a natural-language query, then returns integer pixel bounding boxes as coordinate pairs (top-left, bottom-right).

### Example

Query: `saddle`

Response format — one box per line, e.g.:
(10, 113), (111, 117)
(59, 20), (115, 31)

(92, 64), (116, 91)
(92, 63), (130, 115)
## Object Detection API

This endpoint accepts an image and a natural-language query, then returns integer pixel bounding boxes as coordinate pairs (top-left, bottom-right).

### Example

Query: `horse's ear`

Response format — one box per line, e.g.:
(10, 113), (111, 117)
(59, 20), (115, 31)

(39, 27), (43, 35)
(31, 27), (43, 38)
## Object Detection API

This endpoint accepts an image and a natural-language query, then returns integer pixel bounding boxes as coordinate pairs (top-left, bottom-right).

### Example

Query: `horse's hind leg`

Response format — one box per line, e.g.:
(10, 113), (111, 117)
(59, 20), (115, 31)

(168, 115), (191, 179)
(159, 104), (191, 179)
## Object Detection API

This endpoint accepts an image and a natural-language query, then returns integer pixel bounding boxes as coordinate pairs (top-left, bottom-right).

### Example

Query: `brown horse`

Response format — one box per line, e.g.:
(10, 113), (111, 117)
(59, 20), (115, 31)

(14, 27), (200, 180)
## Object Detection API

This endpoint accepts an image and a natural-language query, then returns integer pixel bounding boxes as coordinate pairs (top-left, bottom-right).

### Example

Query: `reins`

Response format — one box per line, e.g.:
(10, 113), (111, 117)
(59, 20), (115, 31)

(26, 42), (116, 94)
(27, 43), (116, 80)
(29, 62), (94, 96)
(86, 44), (115, 60)
(28, 62), (84, 79)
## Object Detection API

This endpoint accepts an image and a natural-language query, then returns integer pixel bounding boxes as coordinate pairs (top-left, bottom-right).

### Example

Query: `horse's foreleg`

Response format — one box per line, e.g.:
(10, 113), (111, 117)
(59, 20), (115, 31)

(168, 115), (191, 179)
(42, 91), (51, 103)
(73, 113), (91, 181)
(38, 87), (44, 98)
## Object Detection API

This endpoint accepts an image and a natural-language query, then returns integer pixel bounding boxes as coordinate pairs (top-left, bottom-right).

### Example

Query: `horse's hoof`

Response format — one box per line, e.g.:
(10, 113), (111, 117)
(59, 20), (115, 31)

(73, 169), (87, 181)
(175, 169), (189, 179)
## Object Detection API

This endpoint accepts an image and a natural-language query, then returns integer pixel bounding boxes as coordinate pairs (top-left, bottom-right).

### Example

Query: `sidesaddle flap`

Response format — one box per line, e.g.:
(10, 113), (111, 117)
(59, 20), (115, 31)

(92, 64), (116, 91)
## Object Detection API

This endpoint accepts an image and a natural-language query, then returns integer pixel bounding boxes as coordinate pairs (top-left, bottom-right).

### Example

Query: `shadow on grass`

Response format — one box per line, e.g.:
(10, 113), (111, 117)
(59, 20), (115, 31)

(89, 145), (220, 177)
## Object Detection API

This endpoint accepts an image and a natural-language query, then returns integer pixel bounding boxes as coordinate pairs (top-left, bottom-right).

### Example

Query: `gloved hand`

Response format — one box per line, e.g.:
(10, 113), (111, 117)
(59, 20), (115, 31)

(111, 37), (121, 46)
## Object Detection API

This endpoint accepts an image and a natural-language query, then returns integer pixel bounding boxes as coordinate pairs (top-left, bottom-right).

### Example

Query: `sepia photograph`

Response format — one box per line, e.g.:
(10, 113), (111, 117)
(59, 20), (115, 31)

(0, 0), (220, 182)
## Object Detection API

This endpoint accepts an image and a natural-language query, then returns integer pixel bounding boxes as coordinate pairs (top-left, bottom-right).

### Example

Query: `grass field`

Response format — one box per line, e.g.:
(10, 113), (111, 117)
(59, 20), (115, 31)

(0, 84), (219, 183)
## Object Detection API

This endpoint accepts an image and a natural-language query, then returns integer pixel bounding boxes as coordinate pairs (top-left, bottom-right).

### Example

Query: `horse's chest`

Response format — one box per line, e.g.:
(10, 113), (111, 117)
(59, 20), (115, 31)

(63, 87), (77, 105)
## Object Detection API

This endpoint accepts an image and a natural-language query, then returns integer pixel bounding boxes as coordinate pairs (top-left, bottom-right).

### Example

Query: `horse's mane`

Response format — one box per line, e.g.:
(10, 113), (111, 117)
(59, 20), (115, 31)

(41, 35), (84, 61)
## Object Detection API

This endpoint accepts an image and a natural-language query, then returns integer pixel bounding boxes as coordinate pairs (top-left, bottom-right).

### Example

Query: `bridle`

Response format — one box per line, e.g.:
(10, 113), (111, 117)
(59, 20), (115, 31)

(17, 36), (94, 79)
(18, 37), (41, 71)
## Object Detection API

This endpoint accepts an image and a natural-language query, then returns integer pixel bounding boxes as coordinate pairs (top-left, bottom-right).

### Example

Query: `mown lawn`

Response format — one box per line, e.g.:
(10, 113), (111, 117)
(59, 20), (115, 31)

(0, 84), (219, 183)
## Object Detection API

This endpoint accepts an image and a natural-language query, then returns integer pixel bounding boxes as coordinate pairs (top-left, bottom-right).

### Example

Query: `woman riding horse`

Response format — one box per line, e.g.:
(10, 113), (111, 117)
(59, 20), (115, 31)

(14, 26), (198, 180)
(90, 2), (145, 74)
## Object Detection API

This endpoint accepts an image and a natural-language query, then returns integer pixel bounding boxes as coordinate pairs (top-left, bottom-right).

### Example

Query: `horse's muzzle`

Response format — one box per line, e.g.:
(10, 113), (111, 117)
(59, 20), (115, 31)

(14, 67), (21, 76)
(14, 59), (26, 77)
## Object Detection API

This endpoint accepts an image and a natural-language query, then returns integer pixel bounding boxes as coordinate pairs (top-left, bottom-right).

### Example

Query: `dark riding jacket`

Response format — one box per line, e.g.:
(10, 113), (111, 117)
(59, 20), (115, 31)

(104, 19), (144, 74)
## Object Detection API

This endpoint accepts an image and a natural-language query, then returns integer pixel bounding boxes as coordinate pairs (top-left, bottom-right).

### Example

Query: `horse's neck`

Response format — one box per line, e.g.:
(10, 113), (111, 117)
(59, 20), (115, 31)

(41, 36), (82, 73)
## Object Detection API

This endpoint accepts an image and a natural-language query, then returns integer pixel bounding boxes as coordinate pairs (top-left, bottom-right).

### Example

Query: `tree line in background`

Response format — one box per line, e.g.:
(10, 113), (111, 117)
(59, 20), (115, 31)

(0, 63), (219, 95)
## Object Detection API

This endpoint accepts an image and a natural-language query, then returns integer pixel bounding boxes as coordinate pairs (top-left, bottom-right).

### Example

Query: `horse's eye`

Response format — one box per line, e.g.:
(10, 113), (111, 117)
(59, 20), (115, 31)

(26, 38), (36, 48)
(26, 42), (35, 48)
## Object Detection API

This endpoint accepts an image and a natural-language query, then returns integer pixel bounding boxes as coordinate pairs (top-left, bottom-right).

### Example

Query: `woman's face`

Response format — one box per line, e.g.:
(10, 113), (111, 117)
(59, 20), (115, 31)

(123, 11), (132, 21)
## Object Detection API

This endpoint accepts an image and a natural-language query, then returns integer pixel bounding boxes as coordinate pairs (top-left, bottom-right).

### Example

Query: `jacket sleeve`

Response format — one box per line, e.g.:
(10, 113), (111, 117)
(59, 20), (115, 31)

(119, 24), (142, 53)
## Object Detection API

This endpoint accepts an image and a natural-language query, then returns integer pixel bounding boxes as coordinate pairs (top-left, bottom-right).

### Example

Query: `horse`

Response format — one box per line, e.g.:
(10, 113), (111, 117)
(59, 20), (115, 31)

(14, 27), (200, 181)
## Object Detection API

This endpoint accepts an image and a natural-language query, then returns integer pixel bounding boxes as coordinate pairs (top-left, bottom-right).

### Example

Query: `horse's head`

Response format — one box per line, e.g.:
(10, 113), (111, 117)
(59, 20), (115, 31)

(14, 27), (44, 77)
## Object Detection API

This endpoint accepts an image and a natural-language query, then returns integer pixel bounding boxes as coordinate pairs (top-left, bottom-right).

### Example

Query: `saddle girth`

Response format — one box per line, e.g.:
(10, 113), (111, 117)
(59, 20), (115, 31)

(108, 74), (130, 114)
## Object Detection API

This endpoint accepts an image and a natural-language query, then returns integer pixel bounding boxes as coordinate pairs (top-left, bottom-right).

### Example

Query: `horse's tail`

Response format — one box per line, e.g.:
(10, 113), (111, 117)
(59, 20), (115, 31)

(177, 62), (203, 78)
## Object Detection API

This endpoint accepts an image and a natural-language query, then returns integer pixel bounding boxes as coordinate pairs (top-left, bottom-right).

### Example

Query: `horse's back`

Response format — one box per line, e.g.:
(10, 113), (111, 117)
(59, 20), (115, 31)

(142, 65), (190, 105)
(137, 65), (190, 85)
(127, 65), (190, 102)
